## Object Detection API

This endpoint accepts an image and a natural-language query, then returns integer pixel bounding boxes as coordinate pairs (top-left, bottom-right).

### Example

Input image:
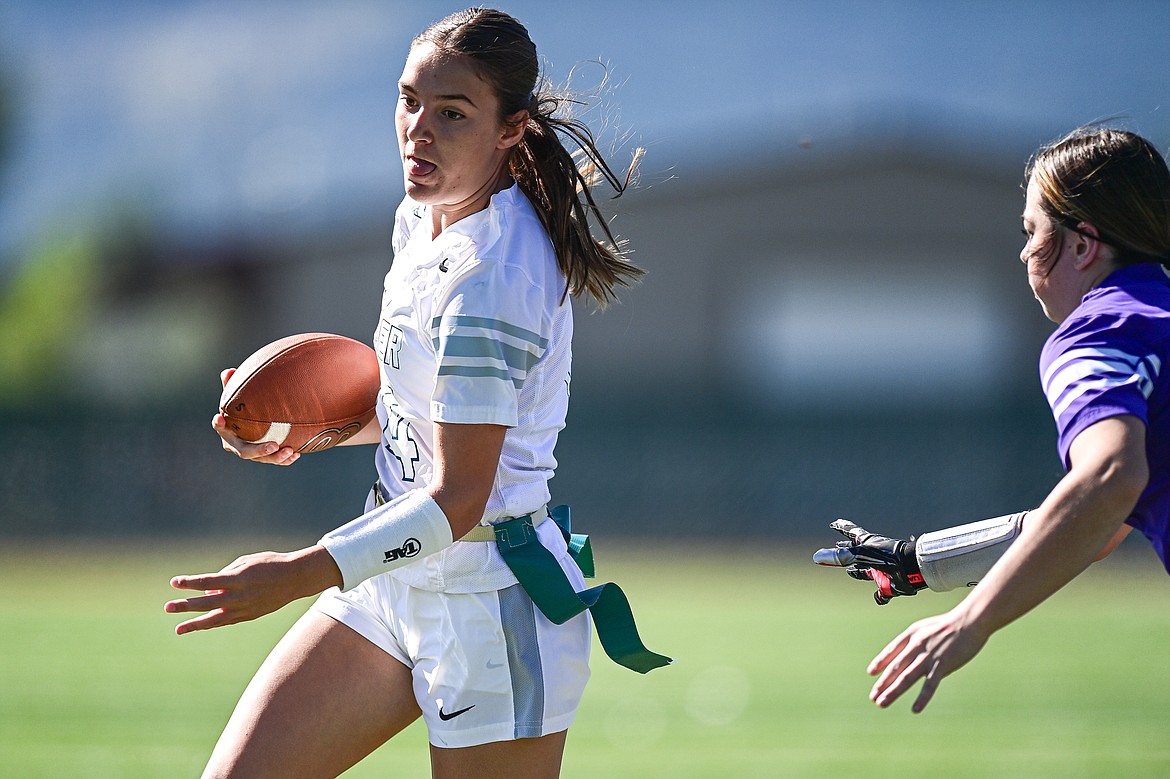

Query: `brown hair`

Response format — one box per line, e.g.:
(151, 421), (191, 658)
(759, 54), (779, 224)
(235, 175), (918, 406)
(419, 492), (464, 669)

(1026, 126), (1170, 267)
(414, 8), (644, 306)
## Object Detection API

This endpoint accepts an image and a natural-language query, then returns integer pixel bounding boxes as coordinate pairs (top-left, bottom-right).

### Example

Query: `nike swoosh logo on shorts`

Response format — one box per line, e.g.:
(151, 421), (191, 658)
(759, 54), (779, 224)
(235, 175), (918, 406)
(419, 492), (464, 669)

(438, 704), (476, 721)
(486, 660), (505, 669)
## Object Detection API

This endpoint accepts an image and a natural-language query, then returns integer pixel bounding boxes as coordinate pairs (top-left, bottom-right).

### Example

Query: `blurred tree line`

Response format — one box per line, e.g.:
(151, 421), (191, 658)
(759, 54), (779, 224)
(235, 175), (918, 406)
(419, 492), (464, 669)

(0, 52), (165, 409)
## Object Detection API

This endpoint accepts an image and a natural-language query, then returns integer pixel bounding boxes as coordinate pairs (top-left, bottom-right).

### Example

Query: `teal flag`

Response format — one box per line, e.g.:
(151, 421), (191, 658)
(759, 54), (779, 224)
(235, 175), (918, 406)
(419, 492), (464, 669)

(494, 507), (671, 674)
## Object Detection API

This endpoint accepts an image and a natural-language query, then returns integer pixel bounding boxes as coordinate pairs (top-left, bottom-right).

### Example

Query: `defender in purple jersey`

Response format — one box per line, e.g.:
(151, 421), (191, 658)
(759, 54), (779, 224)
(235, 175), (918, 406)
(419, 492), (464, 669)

(814, 126), (1170, 712)
(1041, 261), (1170, 569)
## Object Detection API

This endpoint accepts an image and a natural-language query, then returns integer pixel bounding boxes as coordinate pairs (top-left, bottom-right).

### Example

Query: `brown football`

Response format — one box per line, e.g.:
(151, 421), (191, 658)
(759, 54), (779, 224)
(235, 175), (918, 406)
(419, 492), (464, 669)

(219, 333), (380, 453)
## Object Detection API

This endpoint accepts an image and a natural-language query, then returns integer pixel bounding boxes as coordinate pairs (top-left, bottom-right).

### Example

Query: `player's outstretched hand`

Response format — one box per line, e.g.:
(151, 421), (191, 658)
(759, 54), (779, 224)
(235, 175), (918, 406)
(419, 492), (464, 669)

(213, 368), (300, 466)
(867, 610), (989, 712)
(164, 545), (342, 634)
(812, 518), (927, 604)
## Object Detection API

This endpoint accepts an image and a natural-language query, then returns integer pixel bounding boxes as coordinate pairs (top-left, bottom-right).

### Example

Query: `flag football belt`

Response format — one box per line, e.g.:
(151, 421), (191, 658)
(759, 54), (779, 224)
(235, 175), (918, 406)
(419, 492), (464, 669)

(371, 484), (670, 674)
(494, 505), (671, 674)
(371, 481), (545, 541)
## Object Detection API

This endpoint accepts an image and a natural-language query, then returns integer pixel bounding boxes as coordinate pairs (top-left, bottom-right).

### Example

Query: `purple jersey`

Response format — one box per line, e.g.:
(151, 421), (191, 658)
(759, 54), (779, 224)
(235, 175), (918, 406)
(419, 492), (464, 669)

(1039, 263), (1170, 572)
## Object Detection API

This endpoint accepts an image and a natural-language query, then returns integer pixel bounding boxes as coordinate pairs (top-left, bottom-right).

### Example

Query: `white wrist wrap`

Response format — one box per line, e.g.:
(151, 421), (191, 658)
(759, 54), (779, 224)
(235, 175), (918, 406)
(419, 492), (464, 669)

(915, 511), (1027, 592)
(320, 489), (454, 591)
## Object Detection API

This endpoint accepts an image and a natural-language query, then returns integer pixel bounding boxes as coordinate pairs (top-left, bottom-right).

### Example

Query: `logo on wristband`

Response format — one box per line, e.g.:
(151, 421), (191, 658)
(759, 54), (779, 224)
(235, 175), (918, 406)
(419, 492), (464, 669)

(383, 538), (422, 563)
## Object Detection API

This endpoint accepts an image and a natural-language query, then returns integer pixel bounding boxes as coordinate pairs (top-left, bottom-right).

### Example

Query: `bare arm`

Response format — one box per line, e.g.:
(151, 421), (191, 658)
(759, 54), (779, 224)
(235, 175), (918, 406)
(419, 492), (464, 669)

(867, 414), (1148, 711)
(166, 421), (506, 633)
(429, 421), (507, 539)
(336, 420), (384, 447)
(1095, 521), (1134, 560)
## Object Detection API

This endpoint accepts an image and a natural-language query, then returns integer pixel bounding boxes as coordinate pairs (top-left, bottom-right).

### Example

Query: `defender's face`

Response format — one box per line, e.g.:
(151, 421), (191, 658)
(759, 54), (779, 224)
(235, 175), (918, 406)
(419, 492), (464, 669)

(1020, 177), (1082, 323)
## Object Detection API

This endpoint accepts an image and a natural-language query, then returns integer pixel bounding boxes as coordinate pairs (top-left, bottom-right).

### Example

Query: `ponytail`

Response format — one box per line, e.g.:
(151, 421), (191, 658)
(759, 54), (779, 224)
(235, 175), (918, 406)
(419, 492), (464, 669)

(415, 8), (645, 305)
(509, 91), (645, 307)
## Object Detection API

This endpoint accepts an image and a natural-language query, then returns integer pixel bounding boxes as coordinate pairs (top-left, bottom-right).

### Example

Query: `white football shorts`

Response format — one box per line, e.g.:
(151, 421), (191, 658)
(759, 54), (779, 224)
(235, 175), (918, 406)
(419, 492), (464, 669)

(312, 562), (592, 748)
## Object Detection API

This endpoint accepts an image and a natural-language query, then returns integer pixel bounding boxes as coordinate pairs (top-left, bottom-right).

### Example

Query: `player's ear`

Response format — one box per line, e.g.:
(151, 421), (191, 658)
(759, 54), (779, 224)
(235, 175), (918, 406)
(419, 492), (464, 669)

(1070, 222), (1104, 269)
(498, 110), (528, 151)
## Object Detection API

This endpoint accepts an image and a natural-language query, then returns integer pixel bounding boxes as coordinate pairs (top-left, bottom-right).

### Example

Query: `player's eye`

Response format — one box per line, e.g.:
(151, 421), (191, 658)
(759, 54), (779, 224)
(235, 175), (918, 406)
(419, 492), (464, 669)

(442, 109), (465, 121)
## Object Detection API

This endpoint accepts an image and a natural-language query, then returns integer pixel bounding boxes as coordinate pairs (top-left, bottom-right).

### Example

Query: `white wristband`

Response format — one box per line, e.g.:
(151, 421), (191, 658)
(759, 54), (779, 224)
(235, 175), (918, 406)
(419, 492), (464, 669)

(319, 489), (454, 591)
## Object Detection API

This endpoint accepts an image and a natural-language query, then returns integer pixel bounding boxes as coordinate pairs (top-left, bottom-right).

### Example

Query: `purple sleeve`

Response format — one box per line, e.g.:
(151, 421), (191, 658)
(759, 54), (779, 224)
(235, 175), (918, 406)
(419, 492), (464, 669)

(1039, 314), (1156, 467)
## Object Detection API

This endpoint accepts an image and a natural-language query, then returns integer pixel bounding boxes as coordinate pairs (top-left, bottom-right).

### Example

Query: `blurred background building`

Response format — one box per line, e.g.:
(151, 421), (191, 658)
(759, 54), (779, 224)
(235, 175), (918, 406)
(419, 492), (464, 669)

(2, 0), (1168, 542)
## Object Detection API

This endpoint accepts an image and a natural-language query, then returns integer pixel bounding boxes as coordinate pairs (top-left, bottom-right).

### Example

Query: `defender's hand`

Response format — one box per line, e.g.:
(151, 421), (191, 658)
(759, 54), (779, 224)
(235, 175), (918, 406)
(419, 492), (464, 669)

(813, 519), (927, 605)
(868, 609), (989, 712)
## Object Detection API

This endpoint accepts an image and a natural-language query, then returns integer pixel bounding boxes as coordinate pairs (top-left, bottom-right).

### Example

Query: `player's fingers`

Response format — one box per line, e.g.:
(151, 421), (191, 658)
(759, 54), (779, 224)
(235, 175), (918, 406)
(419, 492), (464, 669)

(212, 414), (244, 453)
(812, 546), (855, 566)
(828, 518), (860, 538)
(829, 518), (870, 543)
(210, 412), (246, 445)
(220, 368), (236, 388)
(164, 596), (211, 615)
(211, 416), (282, 461)
(911, 667), (943, 713)
(869, 645), (911, 695)
(163, 586), (235, 612)
(870, 648), (931, 708)
(242, 446), (300, 466)
(867, 627), (915, 676)
(844, 566), (875, 582)
(172, 596), (276, 633)
(866, 568), (896, 600)
(170, 570), (240, 593)
(174, 609), (234, 635)
(269, 448), (301, 466)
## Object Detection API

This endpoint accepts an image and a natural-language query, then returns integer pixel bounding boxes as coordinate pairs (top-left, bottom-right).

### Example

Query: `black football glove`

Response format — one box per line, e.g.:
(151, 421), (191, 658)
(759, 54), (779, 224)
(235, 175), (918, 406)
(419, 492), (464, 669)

(812, 518), (927, 605)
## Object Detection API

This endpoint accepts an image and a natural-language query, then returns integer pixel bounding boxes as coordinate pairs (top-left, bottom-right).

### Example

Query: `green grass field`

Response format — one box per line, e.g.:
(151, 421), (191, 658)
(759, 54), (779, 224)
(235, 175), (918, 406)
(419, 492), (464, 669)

(2, 540), (1170, 778)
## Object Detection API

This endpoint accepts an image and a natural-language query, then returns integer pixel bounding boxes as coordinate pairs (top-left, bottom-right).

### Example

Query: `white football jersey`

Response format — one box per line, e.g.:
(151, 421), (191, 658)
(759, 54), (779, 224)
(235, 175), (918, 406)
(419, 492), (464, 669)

(369, 183), (574, 592)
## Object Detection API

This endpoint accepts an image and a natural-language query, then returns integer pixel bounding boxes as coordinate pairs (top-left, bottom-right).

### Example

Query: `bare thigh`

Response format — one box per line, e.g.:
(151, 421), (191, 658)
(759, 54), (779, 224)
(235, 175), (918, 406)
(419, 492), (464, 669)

(429, 730), (569, 779)
(202, 609), (421, 779)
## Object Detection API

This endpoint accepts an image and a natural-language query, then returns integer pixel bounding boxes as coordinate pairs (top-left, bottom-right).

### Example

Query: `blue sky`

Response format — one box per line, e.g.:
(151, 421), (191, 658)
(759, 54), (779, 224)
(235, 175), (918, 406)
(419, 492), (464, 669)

(1, 0), (1168, 261)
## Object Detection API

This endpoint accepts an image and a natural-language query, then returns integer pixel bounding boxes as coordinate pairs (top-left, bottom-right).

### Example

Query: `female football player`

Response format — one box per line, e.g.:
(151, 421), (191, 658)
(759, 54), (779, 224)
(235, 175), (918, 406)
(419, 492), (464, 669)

(165, 9), (666, 777)
(815, 126), (1170, 713)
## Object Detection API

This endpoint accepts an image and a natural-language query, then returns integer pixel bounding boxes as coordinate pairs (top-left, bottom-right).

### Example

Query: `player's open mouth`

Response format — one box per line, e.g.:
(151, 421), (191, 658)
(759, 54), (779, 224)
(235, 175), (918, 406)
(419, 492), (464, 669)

(407, 156), (436, 177)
